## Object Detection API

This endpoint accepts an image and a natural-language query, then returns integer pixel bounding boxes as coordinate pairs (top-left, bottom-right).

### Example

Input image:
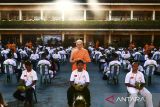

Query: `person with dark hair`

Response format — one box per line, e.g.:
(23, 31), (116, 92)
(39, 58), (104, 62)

(144, 53), (157, 68)
(3, 52), (16, 74)
(30, 49), (39, 71)
(37, 53), (55, 78)
(67, 60), (90, 107)
(103, 53), (121, 79)
(125, 62), (153, 107)
(13, 60), (38, 106)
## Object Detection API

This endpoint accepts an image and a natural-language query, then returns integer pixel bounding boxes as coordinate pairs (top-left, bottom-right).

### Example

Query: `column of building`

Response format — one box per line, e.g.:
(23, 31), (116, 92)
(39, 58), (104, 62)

(20, 33), (22, 44)
(130, 10), (133, 20)
(40, 9), (44, 20)
(151, 33), (154, 43)
(130, 33), (133, 43)
(62, 32), (65, 42)
(152, 10), (155, 21)
(19, 10), (22, 20)
(84, 32), (87, 46)
(84, 9), (86, 21)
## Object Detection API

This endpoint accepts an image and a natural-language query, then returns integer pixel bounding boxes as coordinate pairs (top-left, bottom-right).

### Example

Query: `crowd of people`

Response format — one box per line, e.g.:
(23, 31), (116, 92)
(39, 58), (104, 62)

(0, 40), (160, 107)
(88, 42), (160, 107)
(0, 41), (73, 107)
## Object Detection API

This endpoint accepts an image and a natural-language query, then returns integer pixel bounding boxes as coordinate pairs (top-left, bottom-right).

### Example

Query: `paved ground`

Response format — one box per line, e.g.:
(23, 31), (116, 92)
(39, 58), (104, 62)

(1, 61), (160, 107)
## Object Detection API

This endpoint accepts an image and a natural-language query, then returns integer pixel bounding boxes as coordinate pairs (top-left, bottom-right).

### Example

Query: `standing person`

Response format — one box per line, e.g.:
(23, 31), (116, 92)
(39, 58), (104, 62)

(125, 62), (153, 107)
(13, 61), (38, 106)
(67, 60), (90, 107)
(70, 40), (91, 71)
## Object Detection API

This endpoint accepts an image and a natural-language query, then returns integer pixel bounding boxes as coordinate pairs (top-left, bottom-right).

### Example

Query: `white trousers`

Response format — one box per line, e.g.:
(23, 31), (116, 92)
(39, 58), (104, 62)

(127, 87), (153, 107)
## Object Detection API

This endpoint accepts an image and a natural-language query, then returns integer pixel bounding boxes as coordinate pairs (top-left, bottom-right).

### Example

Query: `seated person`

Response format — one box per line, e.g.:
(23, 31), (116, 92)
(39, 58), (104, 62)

(125, 62), (153, 107)
(67, 60), (90, 107)
(144, 53), (157, 67)
(38, 53), (56, 78)
(103, 53), (121, 79)
(13, 61), (38, 106)
(3, 52), (16, 74)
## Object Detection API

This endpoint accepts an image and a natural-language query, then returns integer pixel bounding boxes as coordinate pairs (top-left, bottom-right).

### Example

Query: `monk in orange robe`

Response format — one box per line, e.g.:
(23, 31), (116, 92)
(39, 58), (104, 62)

(70, 40), (91, 71)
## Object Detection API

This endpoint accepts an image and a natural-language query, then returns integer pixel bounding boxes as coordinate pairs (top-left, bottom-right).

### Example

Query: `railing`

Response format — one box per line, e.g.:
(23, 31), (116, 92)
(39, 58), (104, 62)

(0, 20), (160, 29)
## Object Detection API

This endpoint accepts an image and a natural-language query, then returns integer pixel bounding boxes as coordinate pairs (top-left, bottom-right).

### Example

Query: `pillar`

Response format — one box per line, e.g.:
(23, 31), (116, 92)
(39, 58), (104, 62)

(109, 10), (112, 21)
(62, 10), (64, 21)
(20, 33), (22, 44)
(84, 9), (86, 21)
(0, 34), (1, 41)
(130, 10), (133, 20)
(104, 34), (108, 47)
(151, 33), (154, 43)
(62, 32), (65, 42)
(0, 11), (1, 20)
(108, 32), (111, 44)
(130, 33), (133, 43)
(84, 32), (87, 46)
(152, 10), (155, 21)
(19, 10), (22, 20)
(40, 10), (44, 20)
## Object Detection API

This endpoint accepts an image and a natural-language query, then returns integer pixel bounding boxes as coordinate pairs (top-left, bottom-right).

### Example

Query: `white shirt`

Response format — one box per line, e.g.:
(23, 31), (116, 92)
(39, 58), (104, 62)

(30, 53), (39, 60)
(152, 51), (160, 60)
(122, 52), (131, 59)
(38, 59), (51, 67)
(20, 50), (28, 58)
(70, 70), (90, 85)
(1, 50), (9, 59)
(21, 69), (38, 89)
(52, 53), (61, 59)
(144, 59), (158, 67)
(125, 71), (145, 86)
(94, 51), (102, 59)
(108, 60), (121, 68)
(3, 59), (16, 66)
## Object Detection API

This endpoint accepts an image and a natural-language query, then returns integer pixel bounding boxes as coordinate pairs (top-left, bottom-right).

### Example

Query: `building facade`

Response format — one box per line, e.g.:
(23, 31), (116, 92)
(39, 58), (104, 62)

(0, 0), (160, 47)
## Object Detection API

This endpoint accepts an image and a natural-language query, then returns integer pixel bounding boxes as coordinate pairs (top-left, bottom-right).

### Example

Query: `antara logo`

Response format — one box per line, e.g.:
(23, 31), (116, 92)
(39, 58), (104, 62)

(105, 94), (145, 104)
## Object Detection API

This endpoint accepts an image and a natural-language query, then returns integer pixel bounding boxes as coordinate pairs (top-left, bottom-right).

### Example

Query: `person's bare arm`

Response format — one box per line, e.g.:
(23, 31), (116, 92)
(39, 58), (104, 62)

(70, 51), (75, 64)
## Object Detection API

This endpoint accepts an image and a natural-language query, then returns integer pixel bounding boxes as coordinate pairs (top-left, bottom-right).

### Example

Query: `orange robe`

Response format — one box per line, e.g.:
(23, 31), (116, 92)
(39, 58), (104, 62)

(71, 48), (91, 71)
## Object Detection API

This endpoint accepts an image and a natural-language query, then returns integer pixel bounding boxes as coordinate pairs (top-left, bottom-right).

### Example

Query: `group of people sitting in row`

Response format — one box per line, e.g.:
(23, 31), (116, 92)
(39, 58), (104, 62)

(0, 39), (159, 107)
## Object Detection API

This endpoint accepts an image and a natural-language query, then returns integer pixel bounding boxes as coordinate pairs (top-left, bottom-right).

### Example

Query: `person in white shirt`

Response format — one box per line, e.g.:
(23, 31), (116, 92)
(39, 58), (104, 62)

(143, 53), (157, 75)
(19, 48), (28, 61)
(30, 50), (39, 71)
(152, 50), (160, 61)
(13, 61), (38, 106)
(1, 47), (9, 60)
(125, 62), (153, 107)
(3, 52), (16, 74)
(132, 50), (142, 61)
(144, 53), (158, 68)
(58, 48), (66, 62)
(67, 60), (90, 107)
(99, 54), (106, 72)
(93, 49), (102, 62)
(52, 50), (61, 71)
(38, 53), (55, 78)
(103, 53), (121, 79)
